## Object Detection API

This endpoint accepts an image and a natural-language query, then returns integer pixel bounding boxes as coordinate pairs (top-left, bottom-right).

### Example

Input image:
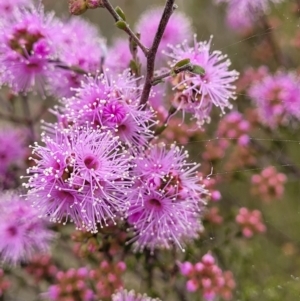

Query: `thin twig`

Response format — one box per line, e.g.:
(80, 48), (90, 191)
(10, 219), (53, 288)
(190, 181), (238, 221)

(154, 106), (177, 137)
(102, 0), (148, 55)
(260, 15), (286, 66)
(151, 63), (193, 86)
(250, 140), (300, 178)
(139, 0), (176, 106)
(21, 94), (35, 141)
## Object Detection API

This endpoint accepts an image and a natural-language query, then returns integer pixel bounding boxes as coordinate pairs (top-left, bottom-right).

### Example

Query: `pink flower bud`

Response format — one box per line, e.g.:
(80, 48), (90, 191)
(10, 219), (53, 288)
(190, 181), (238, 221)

(68, 0), (87, 15)
(202, 253), (215, 265)
(186, 279), (198, 292)
(179, 261), (193, 276)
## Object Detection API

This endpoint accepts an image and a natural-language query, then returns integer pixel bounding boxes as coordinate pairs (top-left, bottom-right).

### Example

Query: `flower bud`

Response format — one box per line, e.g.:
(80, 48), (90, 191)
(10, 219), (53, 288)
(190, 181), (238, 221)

(69, 0), (87, 15)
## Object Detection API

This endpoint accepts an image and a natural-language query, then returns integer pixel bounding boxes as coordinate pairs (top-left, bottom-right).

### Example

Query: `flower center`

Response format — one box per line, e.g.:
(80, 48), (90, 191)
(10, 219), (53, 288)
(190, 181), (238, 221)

(84, 155), (99, 170)
(9, 28), (44, 57)
(148, 198), (162, 208)
(7, 226), (18, 237)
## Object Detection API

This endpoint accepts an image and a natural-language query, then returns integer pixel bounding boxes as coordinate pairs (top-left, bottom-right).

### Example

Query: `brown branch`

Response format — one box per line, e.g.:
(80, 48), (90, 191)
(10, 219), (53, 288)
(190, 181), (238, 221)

(102, 0), (148, 55)
(139, 0), (176, 106)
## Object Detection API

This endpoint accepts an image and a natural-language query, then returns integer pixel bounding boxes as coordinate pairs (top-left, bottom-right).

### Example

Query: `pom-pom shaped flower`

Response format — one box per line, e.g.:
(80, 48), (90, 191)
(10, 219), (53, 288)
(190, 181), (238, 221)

(0, 191), (53, 265)
(112, 289), (162, 301)
(0, 5), (60, 94)
(248, 72), (300, 128)
(135, 7), (192, 64)
(55, 71), (156, 149)
(166, 36), (239, 127)
(127, 143), (206, 252)
(215, 0), (283, 32)
(50, 17), (105, 97)
(24, 126), (133, 232)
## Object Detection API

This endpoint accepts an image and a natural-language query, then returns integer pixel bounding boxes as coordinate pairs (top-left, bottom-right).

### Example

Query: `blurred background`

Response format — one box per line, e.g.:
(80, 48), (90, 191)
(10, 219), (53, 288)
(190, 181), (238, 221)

(2, 0), (300, 300)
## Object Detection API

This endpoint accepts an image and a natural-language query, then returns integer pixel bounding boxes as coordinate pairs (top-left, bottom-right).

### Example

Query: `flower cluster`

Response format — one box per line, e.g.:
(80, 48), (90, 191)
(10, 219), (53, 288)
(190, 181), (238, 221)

(0, 191), (53, 264)
(217, 112), (250, 147)
(46, 267), (94, 301)
(25, 254), (57, 283)
(179, 253), (236, 300)
(251, 166), (287, 202)
(204, 207), (223, 225)
(236, 207), (266, 238)
(89, 260), (126, 299)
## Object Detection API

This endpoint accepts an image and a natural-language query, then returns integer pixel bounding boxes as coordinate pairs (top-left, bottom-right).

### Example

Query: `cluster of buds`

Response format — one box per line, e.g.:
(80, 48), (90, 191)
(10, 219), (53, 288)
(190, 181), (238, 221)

(72, 226), (127, 259)
(204, 207), (223, 225)
(236, 207), (266, 238)
(47, 267), (94, 301)
(69, 0), (104, 15)
(217, 112), (251, 147)
(0, 269), (10, 297)
(72, 231), (99, 258)
(89, 261), (126, 300)
(159, 117), (203, 145)
(179, 253), (236, 300)
(198, 173), (222, 202)
(25, 254), (57, 283)
(251, 166), (287, 202)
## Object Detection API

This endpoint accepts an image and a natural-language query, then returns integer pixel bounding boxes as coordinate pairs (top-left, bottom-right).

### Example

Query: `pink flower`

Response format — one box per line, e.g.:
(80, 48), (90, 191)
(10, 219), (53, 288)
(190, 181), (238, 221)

(166, 36), (239, 127)
(0, 5), (60, 94)
(50, 17), (105, 98)
(135, 7), (192, 65)
(215, 0), (283, 32)
(127, 144), (206, 252)
(0, 191), (53, 265)
(24, 127), (133, 232)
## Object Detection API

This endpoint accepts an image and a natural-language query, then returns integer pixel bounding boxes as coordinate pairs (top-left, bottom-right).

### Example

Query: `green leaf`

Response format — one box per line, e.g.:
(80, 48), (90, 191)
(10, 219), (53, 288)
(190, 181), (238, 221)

(173, 58), (191, 69)
(115, 20), (127, 30)
(129, 59), (141, 75)
(191, 64), (205, 75)
(115, 6), (126, 21)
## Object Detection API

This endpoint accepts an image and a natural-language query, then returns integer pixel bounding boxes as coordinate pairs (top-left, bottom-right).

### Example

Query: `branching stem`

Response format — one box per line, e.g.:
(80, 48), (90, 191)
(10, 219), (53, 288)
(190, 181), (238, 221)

(102, 0), (148, 55)
(139, 0), (176, 106)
